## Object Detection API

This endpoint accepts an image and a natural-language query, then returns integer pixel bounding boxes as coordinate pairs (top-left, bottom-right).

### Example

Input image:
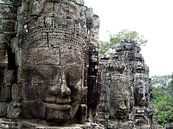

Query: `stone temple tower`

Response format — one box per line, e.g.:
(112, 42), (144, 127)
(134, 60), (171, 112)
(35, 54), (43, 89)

(97, 41), (153, 129)
(0, 0), (102, 128)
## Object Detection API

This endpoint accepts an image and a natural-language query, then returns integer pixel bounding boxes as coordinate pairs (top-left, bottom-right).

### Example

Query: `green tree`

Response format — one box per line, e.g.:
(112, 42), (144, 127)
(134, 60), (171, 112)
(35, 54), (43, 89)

(100, 29), (147, 54)
(153, 88), (173, 124)
(170, 73), (173, 95)
(152, 75), (173, 125)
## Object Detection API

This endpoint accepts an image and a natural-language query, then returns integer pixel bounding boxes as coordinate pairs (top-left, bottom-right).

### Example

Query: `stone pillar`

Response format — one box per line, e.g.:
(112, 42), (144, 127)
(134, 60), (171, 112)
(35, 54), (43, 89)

(86, 7), (101, 121)
(0, 0), (19, 118)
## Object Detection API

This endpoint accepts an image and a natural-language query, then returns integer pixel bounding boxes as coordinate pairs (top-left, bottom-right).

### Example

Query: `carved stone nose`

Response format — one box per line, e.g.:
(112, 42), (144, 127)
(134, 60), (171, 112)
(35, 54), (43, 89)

(141, 97), (146, 101)
(119, 102), (127, 110)
(50, 74), (71, 97)
(50, 85), (61, 95)
(60, 74), (71, 97)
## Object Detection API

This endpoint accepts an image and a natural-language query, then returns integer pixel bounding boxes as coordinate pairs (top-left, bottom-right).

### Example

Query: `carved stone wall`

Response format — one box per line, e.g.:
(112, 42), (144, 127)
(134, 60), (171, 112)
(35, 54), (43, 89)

(0, 0), (19, 119)
(0, 0), (102, 128)
(0, 0), (154, 129)
(97, 42), (153, 129)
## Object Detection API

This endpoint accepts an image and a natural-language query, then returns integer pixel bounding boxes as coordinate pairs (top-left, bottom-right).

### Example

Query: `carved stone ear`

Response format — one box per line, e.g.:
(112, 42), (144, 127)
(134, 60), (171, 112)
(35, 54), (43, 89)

(81, 86), (88, 96)
(75, 104), (87, 124)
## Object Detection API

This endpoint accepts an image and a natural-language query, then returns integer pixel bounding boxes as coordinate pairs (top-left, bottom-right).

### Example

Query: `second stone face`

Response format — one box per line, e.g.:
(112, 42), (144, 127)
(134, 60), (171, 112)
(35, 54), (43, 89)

(97, 42), (153, 129)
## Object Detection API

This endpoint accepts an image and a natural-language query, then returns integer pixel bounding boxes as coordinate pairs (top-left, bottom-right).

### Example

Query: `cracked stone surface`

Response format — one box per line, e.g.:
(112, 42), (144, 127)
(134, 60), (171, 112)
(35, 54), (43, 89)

(0, 0), (101, 128)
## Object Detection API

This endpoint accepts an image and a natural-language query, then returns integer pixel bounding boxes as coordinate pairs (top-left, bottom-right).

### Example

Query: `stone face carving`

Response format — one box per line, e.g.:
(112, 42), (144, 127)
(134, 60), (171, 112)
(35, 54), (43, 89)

(0, 0), (154, 128)
(134, 74), (149, 106)
(97, 56), (133, 129)
(108, 72), (131, 121)
(19, 33), (87, 122)
(0, 0), (102, 128)
(97, 42), (153, 129)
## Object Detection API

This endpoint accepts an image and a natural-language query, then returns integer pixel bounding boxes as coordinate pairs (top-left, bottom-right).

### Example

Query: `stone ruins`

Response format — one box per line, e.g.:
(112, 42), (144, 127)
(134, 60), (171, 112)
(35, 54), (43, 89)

(0, 0), (153, 129)
(98, 42), (153, 129)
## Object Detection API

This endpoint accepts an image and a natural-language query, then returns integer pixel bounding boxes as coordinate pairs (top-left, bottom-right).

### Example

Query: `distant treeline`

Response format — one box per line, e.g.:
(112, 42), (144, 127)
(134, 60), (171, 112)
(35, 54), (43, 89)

(151, 74), (173, 125)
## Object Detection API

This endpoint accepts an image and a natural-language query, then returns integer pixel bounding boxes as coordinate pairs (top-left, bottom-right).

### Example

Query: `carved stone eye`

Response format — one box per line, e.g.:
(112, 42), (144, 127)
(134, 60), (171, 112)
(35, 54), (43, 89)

(24, 24), (28, 32)
(65, 65), (82, 85)
(24, 24), (27, 29)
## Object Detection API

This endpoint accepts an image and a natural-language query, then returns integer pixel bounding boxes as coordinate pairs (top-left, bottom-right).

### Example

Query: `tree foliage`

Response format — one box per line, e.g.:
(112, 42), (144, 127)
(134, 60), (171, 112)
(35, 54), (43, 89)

(100, 30), (147, 54)
(152, 75), (173, 125)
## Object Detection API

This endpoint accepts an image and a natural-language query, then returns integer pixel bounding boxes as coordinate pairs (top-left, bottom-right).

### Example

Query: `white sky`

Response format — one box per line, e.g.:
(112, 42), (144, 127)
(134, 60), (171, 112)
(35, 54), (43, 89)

(1, 0), (172, 76)
(85, 0), (173, 76)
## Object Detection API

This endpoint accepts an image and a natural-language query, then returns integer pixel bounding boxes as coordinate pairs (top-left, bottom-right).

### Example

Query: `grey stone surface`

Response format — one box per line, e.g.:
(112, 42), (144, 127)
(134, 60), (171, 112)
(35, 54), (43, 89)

(0, 119), (104, 129)
(7, 102), (20, 119)
(0, 0), (155, 129)
(97, 42), (153, 129)
(0, 0), (101, 128)
(70, 0), (84, 5)
(0, 102), (7, 117)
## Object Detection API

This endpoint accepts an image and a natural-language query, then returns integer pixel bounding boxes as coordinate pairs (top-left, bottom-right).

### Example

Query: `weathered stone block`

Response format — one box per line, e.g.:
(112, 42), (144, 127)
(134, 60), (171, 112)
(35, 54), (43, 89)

(12, 83), (21, 102)
(0, 34), (11, 46)
(19, 121), (104, 129)
(0, 20), (15, 33)
(0, 49), (7, 63)
(70, 0), (84, 5)
(0, 4), (17, 20)
(0, 102), (7, 117)
(0, 84), (11, 102)
(0, 0), (13, 5)
(3, 70), (15, 86)
(7, 102), (20, 119)
(21, 101), (45, 119)
(0, 119), (19, 129)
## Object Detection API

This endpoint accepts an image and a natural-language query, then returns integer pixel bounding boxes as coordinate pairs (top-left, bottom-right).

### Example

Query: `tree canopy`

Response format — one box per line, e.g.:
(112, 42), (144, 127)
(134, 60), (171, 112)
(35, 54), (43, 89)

(100, 30), (147, 54)
(152, 74), (173, 125)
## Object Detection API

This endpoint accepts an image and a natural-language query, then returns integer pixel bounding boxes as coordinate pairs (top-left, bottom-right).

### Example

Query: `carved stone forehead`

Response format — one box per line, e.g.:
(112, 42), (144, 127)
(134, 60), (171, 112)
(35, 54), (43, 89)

(22, 29), (88, 66)
(22, 44), (85, 66)
(59, 43), (84, 65)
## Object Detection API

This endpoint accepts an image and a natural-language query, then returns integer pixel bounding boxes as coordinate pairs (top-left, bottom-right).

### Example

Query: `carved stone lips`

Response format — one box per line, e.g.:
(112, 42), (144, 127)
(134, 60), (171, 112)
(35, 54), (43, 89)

(140, 101), (147, 106)
(45, 103), (71, 111)
(45, 98), (72, 111)
(45, 97), (71, 104)
(56, 98), (71, 104)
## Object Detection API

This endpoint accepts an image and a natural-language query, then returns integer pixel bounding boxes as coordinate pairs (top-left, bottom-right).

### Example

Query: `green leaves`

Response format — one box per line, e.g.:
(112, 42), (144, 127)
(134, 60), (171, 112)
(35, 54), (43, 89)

(100, 41), (111, 54)
(99, 29), (147, 54)
(110, 29), (147, 46)
(152, 75), (173, 125)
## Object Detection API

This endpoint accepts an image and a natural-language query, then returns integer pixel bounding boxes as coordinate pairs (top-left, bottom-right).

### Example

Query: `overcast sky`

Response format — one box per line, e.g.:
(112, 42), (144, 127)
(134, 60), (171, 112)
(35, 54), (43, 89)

(85, 0), (173, 76)
(1, 0), (172, 76)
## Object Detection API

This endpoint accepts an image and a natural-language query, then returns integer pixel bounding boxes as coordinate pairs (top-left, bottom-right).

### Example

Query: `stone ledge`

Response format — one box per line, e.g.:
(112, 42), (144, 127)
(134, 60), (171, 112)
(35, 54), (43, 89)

(0, 119), (104, 129)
